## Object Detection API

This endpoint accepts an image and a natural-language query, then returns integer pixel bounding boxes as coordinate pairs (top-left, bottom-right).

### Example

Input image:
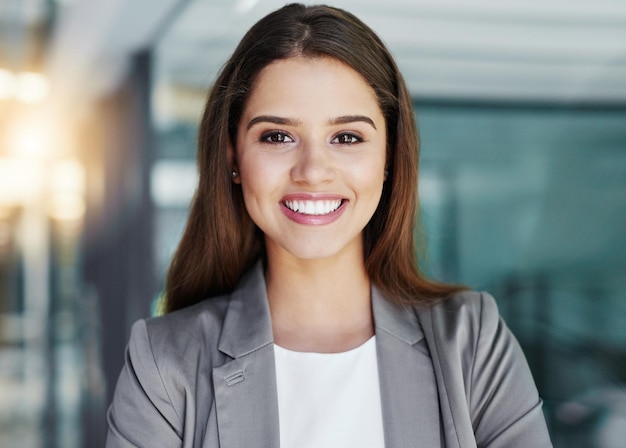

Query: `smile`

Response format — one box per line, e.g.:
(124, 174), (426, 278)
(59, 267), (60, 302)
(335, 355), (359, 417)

(283, 199), (343, 215)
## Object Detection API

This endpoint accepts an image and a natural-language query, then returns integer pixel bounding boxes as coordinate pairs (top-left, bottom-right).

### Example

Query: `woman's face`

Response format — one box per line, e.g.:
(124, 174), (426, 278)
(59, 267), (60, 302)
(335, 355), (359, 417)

(234, 56), (387, 263)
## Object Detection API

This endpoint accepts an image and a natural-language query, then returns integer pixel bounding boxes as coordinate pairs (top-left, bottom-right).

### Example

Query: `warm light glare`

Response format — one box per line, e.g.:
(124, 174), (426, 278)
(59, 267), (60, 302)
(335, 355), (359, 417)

(48, 194), (86, 222)
(8, 121), (51, 157)
(49, 159), (86, 196)
(15, 72), (50, 104)
(48, 159), (86, 222)
(0, 157), (45, 206)
(0, 69), (15, 100)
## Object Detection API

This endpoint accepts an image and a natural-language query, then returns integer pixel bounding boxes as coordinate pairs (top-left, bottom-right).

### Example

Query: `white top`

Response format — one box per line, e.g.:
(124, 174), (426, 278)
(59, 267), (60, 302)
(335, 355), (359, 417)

(274, 336), (385, 448)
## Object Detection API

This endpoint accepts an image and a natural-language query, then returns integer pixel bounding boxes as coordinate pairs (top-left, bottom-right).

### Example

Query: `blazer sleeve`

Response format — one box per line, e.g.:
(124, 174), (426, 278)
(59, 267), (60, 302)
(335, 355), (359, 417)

(469, 292), (552, 447)
(420, 291), (552, 447)
(106, 320), (183, 448)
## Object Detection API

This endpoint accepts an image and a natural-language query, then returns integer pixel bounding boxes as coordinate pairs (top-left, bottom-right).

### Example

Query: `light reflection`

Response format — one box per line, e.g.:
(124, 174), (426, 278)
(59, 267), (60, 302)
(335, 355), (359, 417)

(0, 69), (15, 100)
(0, 156), (86, 220)
(4, 114), (56, 159)
(0, 70), (49, 104)
(0, 157), (45, 207)
(48, 158), (86, 223)
(48, 159), (85, 196)
(48, 194), (86, 222)
(15, 72), (50, 104)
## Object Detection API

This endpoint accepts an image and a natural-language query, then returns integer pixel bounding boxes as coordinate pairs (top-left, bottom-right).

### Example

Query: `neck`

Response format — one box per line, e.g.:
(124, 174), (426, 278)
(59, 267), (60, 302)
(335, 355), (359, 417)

(265, 249), (374, 353)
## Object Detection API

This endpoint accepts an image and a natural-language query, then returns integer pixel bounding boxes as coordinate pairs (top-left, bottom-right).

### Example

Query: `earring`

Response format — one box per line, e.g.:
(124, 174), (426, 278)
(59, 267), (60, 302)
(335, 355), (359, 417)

(232, 170), (238, 178)
(384, 169), (389, 179)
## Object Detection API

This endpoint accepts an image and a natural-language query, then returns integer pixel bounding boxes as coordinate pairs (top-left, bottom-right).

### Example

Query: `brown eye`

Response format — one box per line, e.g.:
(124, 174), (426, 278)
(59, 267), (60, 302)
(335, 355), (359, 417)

(261, 131), (293, 144)
(332, 133), (362, 144)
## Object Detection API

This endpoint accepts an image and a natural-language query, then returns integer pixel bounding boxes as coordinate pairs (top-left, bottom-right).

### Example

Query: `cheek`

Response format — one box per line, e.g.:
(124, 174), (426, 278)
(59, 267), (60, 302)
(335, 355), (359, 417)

(353, 156), (386, 187)
(239, 157), (271, 193)
(239, 182), (266, 232)
(239, 172), (265, 208)
(237, 155), (281, 219)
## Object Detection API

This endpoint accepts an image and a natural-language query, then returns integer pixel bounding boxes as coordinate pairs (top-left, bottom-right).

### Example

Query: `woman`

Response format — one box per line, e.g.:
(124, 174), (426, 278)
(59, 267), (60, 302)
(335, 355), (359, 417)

(107, 3), (552, 447)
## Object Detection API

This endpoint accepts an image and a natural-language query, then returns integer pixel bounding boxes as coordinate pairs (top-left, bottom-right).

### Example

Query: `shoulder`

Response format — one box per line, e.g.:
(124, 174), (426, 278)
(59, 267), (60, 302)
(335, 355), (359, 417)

(416, 291), (552, 445)
(121, 294), (233, 428)
(134, 294), (231, 363)
(417, 289), (537, 404)
(108, 295), (234, 443)
(415, 291), (553, 446)
(437, 289), (497, 314)
(422, 290), (499, 337)
(415, 290), (508, 380)
(145, 294), (231, 344)
(126, 294), (232, 393)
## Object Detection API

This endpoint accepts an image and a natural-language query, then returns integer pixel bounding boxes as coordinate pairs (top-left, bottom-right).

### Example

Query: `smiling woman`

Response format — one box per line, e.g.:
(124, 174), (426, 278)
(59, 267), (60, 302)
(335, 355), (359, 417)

(106, 3), (553, 448)
(234, 57), (386, 267)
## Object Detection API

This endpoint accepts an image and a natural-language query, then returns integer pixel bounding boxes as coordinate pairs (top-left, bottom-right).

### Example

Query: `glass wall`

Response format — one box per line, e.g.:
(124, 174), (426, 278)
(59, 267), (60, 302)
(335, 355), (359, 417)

(416, 104), (626, 446)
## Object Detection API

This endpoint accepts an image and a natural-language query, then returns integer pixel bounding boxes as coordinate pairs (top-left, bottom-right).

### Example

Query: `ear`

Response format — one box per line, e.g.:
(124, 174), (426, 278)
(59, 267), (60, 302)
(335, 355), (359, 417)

(227, 140), (241, 184)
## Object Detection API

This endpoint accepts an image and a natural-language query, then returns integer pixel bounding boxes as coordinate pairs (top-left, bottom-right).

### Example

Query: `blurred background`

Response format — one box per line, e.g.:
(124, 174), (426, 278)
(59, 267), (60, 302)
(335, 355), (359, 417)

(0, 0), (625, 446)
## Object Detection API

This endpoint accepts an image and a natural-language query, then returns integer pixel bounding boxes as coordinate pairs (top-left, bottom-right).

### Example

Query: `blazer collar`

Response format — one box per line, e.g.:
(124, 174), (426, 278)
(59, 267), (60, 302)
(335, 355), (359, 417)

(372, 285), (425, 345)
(217, 262), (426, 357)
(218, 262), (274, 358)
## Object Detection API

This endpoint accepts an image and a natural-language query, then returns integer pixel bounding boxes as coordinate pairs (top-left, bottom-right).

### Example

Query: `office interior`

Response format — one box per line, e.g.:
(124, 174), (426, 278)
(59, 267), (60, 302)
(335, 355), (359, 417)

(0, 0), (625, 446)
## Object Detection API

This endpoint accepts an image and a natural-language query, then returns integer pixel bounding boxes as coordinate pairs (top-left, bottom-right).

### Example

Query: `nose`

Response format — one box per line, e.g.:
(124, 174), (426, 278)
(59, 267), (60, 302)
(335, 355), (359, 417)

(290, 139), (335, 185)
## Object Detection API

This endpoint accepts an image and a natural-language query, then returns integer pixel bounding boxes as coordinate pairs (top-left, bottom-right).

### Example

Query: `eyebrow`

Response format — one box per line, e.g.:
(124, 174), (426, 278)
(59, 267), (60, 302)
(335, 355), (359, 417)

(329, 115), (377, 130)
(246, 114), (377, 130)
(246, 116), (300, 130)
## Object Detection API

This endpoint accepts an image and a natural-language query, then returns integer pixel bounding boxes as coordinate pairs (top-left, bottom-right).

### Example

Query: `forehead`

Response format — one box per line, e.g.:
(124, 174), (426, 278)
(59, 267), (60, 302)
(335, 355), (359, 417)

(243, 56), (382, 119)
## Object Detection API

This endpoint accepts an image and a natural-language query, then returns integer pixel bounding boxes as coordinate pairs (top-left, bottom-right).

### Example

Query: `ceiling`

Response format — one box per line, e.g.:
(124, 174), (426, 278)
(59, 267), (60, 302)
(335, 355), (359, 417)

(154, 0), (626, 103)
(46, 0), (626, 105)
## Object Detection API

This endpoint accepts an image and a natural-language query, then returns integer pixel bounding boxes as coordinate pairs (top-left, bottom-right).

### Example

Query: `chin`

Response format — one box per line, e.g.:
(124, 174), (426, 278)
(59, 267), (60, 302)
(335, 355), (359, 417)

(281, 241), (358, 262)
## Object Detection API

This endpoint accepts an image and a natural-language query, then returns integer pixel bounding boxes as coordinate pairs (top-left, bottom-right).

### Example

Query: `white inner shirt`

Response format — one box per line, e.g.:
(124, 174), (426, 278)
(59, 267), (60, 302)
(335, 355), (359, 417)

(274, 336), (386, 448)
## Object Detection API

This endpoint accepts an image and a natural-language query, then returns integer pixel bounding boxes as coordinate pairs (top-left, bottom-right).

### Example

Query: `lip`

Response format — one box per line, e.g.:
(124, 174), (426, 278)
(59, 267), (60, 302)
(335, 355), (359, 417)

(280, 193), (347, 225)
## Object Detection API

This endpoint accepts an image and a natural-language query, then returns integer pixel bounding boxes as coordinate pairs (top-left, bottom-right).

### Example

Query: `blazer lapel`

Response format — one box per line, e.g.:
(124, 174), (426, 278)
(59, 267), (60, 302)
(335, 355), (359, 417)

(373, 288), (442, 448)
(416, 304), (476, 448)
(213, 265), (280, 448)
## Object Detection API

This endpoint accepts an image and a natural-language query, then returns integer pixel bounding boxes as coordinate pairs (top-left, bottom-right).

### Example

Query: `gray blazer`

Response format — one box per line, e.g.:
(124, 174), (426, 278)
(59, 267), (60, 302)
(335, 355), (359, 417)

(106, 264), (552, 447)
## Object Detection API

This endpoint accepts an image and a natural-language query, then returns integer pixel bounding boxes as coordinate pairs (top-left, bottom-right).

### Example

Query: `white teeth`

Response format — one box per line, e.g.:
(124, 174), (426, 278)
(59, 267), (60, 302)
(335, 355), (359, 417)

(284, 199), (342, 215)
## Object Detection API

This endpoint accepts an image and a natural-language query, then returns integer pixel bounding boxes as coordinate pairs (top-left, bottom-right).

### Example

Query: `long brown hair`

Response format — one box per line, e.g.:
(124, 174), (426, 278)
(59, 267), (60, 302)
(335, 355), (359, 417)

(165, 3), (464, 313)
